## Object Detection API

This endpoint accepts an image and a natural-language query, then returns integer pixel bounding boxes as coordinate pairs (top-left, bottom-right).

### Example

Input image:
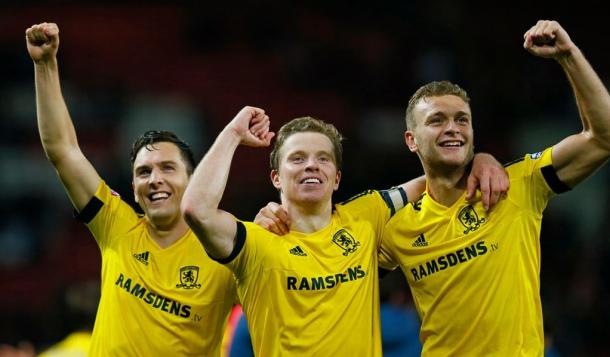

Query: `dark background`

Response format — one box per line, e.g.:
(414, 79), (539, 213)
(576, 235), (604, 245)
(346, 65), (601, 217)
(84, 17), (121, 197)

(1, 1), (609, 355)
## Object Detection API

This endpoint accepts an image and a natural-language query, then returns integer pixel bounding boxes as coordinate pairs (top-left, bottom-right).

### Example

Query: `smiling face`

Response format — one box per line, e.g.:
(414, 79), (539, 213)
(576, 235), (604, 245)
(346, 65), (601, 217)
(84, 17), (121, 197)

(132, 141), (190, 228)
(271, 132), (341, 207)
(405, 94), (474, 171)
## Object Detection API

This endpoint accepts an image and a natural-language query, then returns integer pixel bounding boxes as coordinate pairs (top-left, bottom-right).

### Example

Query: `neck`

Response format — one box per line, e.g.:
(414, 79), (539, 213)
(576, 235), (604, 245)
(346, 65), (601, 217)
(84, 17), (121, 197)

(423, 163), (469, 207)
(146, 216), (190, 248)
(284, 199), (333, 234)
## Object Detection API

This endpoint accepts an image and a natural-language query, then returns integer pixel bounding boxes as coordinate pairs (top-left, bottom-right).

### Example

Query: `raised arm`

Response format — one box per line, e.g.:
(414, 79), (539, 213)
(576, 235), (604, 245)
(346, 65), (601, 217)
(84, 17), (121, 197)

(26, 22), (101, 211)
(182, 106), (274, 259)
(524, 20), (610, 187)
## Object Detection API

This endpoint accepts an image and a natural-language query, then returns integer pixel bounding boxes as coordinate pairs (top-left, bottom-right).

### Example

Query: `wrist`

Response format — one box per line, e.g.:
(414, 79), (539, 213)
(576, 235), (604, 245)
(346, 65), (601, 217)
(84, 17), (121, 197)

(556, 44), (581, 66)
(220, 125), (243, 147)
(33, 57), (58, 71)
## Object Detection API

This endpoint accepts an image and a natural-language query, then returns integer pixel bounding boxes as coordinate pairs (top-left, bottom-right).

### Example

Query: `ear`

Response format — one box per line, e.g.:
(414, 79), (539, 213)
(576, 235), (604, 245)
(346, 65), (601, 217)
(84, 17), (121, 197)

(132, 181), (138, 203)
(333, 170), (342, 191)
(405, 130), (418, 153)
(270, 169), (281, 190)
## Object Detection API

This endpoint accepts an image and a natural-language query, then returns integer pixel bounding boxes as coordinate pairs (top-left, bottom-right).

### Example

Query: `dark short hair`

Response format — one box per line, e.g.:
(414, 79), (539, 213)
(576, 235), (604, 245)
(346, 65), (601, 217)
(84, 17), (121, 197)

(130, 130), (196, 175)
(269, 117), (344, 171)
(406, 80), (470, 130)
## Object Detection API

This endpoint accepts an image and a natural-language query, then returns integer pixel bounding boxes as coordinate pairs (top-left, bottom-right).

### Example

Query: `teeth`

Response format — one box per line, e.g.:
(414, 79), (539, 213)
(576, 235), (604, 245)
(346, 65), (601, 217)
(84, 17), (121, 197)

(151, 192), (169, 200)
(441, 141), (462, 147)
(303, 178), (321, 184)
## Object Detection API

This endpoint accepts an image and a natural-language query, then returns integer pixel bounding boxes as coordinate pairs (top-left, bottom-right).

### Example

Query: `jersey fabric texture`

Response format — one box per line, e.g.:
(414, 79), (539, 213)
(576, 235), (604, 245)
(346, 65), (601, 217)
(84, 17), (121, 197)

(80, 181), (237, 356)
(219, 189), (405, 356)
(38, 331), (91, 357)
(380, 148), (570, 356)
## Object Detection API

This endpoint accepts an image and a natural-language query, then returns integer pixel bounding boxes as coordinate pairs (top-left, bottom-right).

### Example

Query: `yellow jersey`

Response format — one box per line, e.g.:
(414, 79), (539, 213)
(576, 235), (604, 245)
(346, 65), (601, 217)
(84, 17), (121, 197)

(80, 181), (237, 356)
(38, 331), (91, 357)
(220, 189), (404, 356)
(380, 148), (569, 356)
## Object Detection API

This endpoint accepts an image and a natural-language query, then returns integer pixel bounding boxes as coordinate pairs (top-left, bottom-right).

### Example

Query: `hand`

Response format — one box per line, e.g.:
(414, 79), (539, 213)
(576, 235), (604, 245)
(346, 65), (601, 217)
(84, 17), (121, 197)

(254, 202), (290, 235)
(227, 106), (275, 147)
(523, 20), (575, 60)
(25, 22), (60, 64)
(467, 153), (509, 211)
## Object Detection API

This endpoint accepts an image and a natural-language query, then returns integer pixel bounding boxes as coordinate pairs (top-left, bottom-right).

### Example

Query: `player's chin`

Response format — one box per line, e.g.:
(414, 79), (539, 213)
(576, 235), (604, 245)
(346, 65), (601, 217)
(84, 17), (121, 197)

(148, 206), (175, 220)
(435, 155), (468, 169)
(298, 192), (329, 204)
(445, 149), (471, 163)
(450, 157), (471, 168)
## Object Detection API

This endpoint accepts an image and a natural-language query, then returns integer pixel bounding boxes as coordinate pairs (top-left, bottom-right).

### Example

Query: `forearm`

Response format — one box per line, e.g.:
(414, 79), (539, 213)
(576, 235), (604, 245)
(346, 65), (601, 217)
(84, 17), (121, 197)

(183, 128), (241, 235)
(27, 23), (101, 211)
(35, 59), (80, 162)
(396, 175), (426, 203)
(184, 105), (271, 257)
(550, 46), (610, 186)
(559, 47), (610, 147)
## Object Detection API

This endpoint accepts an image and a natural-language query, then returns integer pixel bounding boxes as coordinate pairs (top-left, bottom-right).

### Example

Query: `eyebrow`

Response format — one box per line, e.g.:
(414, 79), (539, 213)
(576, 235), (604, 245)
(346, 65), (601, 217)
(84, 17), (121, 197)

(134, 165), (150, 174)
(134, 160), (178, 171)
(316, 150), (334, 157)
(288, 149), (333, 156)
(428, 110), (470, 117)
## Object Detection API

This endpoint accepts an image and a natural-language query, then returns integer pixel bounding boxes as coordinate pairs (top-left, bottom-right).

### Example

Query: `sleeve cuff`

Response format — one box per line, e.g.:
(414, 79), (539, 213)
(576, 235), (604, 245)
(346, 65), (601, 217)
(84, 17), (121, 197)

(211, 221), (247, 264)
(541, 165), (571, 194)
(74, 196), (104, 223)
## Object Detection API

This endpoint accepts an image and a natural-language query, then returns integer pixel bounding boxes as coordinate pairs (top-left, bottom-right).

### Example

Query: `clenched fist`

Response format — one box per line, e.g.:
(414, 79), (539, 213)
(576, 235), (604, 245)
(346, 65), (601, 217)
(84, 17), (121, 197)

(25, 22), (59, 64)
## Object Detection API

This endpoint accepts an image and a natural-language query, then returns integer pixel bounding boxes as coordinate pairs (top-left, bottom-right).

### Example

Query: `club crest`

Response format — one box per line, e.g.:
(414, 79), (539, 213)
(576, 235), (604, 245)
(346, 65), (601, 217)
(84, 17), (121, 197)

(176, 266), (202, 289)
(332, 229), (360, 256)
(458, 205), (486, 234)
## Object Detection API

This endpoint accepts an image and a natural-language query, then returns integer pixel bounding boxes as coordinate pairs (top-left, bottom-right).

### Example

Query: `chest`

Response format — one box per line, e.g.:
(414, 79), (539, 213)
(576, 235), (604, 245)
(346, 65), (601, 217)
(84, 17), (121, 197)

(272, 221), (380, 273)
(102, 231), (233, 304)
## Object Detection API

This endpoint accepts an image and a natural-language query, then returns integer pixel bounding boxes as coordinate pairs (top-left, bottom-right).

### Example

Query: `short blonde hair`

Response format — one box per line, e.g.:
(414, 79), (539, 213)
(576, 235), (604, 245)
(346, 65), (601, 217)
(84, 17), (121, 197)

(406, 81), (470, 130)
(270, 117), (344, 170)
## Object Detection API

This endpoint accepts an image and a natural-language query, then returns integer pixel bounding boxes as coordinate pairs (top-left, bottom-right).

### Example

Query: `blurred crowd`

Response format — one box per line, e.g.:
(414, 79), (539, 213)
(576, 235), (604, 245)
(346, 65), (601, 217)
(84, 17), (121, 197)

(0, 2), (609, 355)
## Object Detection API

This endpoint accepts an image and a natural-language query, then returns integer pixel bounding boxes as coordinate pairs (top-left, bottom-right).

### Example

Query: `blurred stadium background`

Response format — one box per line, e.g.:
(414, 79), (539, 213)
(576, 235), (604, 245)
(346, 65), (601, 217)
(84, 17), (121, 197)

(0, 1), (608, 355)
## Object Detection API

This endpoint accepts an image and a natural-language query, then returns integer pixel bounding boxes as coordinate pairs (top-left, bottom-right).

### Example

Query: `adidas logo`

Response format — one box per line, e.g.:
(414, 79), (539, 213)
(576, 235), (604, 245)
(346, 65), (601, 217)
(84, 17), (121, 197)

(412, 234), (428, 247)
(289, 245), (307, 256)
(133, 251), (150, 265)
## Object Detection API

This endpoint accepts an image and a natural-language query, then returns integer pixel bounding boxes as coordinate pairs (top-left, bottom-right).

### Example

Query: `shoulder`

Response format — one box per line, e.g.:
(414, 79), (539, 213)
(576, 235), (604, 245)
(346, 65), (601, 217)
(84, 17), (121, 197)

(384, 192), (424, 232)
(241, 221), (276, 238)
(505, 148), (570, 194)
(337, 189), (381, 206)
(504, 149), (552, 176)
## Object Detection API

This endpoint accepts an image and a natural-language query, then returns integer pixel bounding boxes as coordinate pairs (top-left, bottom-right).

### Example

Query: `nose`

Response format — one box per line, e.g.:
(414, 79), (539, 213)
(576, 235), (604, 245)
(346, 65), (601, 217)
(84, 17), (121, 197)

(304, 157), (319, 171)
(148, 168), (164, 185)
(444, 119), (460, 135)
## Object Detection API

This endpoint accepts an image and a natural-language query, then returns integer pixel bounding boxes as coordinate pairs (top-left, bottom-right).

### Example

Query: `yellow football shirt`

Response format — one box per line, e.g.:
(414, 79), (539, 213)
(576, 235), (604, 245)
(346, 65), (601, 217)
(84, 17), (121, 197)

(221, 189), (404, 356)
(80, 181), (237, 356)
(38, 331), (91, 357)
(380, 148), (569, 356)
